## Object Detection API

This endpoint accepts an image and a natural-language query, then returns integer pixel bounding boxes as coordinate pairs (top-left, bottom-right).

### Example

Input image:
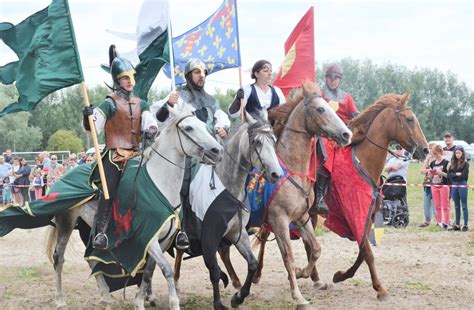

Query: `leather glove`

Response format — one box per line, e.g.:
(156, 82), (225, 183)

(144, 127), (158, 140)
(82, 106), (94, 131)
(236, 88), (244, 100)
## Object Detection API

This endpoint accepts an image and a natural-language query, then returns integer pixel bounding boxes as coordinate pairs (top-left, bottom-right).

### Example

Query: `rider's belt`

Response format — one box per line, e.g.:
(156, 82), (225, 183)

(105, 93), (142, 150)
(112, 148), (139, 163)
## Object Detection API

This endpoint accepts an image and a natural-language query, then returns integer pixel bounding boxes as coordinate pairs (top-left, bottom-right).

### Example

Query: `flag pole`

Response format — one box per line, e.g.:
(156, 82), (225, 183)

(167, 4), (176, 92)
(63, 1), (110, 200)
(234, 0), (245, 121)
(81, 82), (110, 200)
(238, 67), (245, 121)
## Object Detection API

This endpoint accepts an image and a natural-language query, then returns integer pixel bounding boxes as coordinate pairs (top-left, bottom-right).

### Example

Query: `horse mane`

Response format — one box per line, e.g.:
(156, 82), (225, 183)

(350, 93), (411, 145)
(269, 81), (322, 138)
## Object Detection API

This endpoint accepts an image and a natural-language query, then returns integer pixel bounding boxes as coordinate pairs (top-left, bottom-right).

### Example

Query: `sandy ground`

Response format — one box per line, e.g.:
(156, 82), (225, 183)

(0, 225), (473, 309)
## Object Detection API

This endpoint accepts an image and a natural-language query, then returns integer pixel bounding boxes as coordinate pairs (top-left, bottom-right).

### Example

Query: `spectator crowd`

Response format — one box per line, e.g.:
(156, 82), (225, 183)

(383, 132), (470, 232)
(0, 149), (96, 207)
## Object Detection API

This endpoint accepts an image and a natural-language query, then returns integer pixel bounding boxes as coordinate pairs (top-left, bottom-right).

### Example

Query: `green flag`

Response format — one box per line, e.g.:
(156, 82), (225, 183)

(133, 31), (169, 100)
(0, 0), (83, 117)
(103, 0), (169, 100)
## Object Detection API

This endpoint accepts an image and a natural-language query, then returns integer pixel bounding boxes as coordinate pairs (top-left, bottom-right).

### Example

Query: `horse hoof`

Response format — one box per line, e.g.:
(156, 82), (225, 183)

(313, 281), (333, 290)
(332, 271), (345, 283)
(252, 276), (261, 285)
(377, 292), (390, 302)
(99, 301), (112, 310)
(148, 298), (157, 307)
(231, 292), (244, 308)
(295, 303), (313, 310)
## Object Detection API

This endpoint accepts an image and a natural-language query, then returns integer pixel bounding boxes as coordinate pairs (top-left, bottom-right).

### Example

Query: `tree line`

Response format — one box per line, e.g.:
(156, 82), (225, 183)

(0, 58), (472, 153)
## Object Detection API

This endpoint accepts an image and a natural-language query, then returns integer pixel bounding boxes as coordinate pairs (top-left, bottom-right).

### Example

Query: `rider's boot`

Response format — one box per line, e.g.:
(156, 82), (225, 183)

(310, 172), (330, 214)
(93, 198), (112, 250)
(175, 231), (190, 250)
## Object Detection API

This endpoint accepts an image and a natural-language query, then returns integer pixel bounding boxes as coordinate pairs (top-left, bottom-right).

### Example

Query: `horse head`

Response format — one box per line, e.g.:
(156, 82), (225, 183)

(269, 81), (352, 146)
(351, 93), (428, 160)
(160, 103), (223, 164)
(300, 81), (352, 146)
(386, 93), (428, 160)
(242, 112), (283, 183)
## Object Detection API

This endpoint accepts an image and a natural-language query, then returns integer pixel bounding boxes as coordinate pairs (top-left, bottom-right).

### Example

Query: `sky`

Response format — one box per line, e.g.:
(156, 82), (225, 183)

(1, 0), (473, 95)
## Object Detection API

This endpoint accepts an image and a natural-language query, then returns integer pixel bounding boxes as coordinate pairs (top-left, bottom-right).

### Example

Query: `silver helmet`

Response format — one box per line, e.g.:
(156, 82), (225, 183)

(184, 59), (208, 77)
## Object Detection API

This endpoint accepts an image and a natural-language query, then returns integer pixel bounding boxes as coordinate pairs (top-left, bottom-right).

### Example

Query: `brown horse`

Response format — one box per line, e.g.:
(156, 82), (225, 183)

(219, 81), (352, 306)
(222, 92), (428, 303)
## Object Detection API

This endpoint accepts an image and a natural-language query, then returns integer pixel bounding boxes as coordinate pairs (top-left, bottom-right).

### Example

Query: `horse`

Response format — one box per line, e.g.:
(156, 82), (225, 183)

(160, 112), (284, 310)
(219, 81), (353, 306)
(45, 104), (224, 310)
(240, 92), (428, 302)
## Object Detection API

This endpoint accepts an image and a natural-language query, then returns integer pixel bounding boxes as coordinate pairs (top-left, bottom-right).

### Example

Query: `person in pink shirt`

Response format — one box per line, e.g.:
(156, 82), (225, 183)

(429, 145), (451, 229)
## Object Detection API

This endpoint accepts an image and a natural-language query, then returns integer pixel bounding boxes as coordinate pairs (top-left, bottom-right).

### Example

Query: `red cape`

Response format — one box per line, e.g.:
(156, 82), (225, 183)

(324, 146), (381, 247)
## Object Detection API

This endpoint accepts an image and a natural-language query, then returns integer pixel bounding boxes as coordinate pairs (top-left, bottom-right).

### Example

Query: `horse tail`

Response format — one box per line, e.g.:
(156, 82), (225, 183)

(45, 225), (57, 264)
(251, 225), (269, 250)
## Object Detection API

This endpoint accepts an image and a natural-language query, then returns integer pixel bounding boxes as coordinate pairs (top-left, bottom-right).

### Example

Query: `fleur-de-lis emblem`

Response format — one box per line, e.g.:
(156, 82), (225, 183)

(217, 46), (226, 58)
(232, 38), (238, 50)
(206, 26), (216, 38)
(213, 35), (221, 49)
(225, 27), (233, 39)
(206, 55), (215, 62)
(227, 57), (235, 65)
(207, 62), (216, 71)
(198, 45), (208, 56)
(173, 65), (181, 76)
(220, 16), (227, 29)
(176, 36), (187, 48)
(181, 50), (192, 58)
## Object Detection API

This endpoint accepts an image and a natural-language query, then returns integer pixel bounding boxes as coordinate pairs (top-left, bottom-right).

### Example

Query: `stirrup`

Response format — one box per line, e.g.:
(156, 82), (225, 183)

(317, 198), (329, 213)
(175, 231), (190, 250)
(93, 232), (109, 250)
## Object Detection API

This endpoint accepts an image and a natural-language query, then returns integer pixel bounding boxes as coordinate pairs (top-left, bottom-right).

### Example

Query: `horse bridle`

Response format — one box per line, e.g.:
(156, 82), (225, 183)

(277, 94), (324, 136)
(150, 113), (210, 169)
(224, 122), (276, 175)
(361, 106), (418, 161)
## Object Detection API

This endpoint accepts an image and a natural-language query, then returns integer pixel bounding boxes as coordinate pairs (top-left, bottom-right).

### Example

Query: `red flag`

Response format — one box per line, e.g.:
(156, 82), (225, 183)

(273, 7), (315, 96)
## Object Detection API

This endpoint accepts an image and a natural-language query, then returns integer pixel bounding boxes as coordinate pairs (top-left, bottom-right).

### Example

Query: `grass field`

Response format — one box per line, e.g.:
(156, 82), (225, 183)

(394, 162), (473, 227)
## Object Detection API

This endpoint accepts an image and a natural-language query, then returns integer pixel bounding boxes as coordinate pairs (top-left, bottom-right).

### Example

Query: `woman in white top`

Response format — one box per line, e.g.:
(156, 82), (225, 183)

(229, 60), (286, 119)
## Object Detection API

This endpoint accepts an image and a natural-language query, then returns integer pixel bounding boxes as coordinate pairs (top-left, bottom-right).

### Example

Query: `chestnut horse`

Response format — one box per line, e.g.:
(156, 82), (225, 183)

(223, 92), (428, 302)
(219, 82), (352, 306)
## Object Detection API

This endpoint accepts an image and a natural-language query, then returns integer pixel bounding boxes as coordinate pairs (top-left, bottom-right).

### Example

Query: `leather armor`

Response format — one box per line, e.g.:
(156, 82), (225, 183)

(105, 93), (142, 150)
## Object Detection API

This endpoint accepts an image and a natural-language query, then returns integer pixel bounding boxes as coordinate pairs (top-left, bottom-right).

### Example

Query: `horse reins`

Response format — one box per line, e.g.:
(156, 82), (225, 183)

(148, 113), (214, 170)
(360, 107), (417, 161)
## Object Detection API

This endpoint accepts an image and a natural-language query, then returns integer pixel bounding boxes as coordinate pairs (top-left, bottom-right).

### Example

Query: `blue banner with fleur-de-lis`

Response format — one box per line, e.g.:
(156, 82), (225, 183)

(164, 0), (241, 85)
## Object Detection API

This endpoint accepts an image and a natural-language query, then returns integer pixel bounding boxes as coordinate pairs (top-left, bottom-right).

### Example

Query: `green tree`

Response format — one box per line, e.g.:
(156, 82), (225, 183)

(317, 58), (473, 142)
(0, 85), (43, 152)
(47, 129), (83, 153)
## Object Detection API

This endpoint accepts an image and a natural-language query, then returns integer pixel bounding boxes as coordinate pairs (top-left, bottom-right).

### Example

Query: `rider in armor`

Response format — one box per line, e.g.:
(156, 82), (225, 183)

(312, 63), (360, 213)
(154, 59), (230, 250)
(83, 46), (158, 249)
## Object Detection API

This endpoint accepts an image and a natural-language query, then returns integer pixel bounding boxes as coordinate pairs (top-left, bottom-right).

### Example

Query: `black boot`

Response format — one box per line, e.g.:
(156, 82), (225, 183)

(93, 199), (112, 250)
(310, 173), (330, 214)
(175, 231), (190, 250)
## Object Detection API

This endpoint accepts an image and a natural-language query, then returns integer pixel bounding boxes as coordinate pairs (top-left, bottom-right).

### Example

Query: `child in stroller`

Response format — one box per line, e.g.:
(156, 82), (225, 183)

(381, 174), (409, 228)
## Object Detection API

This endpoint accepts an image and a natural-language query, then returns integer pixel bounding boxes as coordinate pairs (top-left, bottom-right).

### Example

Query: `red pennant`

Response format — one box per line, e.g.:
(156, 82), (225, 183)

(273, 7), (315, 97)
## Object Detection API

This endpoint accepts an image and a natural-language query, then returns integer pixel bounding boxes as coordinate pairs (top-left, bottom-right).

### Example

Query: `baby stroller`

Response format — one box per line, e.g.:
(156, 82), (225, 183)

(381, 175), (409, 228)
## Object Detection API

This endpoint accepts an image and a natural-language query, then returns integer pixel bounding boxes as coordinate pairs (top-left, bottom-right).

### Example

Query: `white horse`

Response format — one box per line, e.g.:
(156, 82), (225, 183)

(46, 104), (223, 310)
